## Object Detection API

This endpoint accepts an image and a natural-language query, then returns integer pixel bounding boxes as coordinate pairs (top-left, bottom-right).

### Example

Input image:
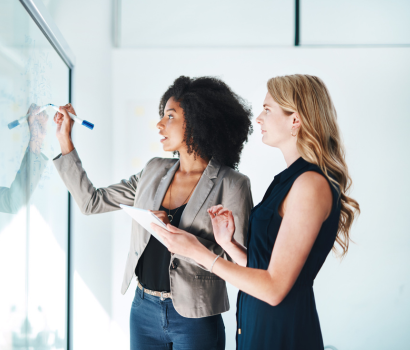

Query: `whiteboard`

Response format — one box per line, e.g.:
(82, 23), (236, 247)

(0, 1), (71, 348)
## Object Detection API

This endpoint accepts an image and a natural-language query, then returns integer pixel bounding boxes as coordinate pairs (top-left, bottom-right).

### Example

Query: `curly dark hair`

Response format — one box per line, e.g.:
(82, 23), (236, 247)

(159, 76), (253, 169)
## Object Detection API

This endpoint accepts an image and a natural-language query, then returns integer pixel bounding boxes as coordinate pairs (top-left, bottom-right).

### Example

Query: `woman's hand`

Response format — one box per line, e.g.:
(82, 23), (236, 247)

(53, 103), (76, 155)
(54, 103), (75, 139)
(150, 223), (204, 260)
(149, 210), (171, 225)
(207, 205), (236, 248)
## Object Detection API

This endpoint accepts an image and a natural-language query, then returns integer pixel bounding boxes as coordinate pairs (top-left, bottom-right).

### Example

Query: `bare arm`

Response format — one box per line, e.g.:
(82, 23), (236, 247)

(153, 171), (332, 306)
(221, 239), (248, 267)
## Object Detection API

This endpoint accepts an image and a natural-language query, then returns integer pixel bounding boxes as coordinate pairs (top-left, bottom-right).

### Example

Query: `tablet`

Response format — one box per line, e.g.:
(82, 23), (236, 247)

(120, 204), (167, 246)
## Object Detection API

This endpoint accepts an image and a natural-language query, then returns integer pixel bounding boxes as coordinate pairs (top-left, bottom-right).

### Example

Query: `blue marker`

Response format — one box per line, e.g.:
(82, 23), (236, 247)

(7, 104), (49, 129)
(49, 104), (94, 130)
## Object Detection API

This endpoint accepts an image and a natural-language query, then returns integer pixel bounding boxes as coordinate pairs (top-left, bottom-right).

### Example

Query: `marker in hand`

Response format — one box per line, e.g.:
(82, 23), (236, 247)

(49, 104), (94, 130)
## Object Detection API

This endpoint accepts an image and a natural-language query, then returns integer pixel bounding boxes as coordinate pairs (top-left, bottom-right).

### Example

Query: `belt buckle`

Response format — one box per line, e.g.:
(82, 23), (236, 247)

(160, 292), (164, 301)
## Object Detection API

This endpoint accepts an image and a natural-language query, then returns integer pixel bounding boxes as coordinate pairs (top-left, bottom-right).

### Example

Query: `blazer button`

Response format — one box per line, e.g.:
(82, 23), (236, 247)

(171, 259), (178, 269)
(135, 252), (139, 256)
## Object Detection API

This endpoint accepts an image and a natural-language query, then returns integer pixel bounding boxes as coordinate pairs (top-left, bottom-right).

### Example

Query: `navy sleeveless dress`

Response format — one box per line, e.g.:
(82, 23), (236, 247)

(236, 157), (341, 350)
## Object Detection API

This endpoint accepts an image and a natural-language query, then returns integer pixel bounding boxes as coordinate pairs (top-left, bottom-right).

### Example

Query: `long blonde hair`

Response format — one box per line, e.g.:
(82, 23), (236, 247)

(267, 74), (360, 257)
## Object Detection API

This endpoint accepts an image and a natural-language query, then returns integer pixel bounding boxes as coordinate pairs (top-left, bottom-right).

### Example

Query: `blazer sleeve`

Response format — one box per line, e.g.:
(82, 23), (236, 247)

(223, 175), (253, 249)
(53, 148), (144, 215)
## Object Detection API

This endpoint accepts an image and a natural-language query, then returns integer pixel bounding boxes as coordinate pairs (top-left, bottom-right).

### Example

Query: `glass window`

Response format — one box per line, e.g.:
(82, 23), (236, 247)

(120, 0), (295, 47)
(0, 1), (70, 349)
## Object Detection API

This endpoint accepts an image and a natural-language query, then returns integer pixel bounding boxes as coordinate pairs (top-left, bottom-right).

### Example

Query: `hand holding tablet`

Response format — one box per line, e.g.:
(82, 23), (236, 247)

(120, 204), (167, 246)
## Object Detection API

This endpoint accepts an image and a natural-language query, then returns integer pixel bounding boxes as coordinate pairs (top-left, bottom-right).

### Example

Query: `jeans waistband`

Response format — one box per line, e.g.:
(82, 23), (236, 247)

(136, 284), (173, 304)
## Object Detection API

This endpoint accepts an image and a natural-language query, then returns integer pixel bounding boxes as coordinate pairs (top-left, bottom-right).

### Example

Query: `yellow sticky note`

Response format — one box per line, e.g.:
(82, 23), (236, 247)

(149, 120), (158, 130)
(131, 157), (142, 169)
(150, 142), (160, 153)
(134, 106), (145, 116)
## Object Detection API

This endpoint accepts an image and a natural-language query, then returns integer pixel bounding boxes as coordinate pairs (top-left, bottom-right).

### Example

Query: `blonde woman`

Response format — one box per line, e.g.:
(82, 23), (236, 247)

(152, 74), (360, 349)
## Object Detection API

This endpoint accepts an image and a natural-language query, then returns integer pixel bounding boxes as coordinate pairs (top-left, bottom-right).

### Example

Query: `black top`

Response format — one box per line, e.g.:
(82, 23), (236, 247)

(135, 204), (187, 292)
(236, 157), (341, 350)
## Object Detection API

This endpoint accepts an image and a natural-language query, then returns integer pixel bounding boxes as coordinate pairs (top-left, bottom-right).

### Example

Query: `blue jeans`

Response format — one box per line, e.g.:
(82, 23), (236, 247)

(130, 286), (225, 350)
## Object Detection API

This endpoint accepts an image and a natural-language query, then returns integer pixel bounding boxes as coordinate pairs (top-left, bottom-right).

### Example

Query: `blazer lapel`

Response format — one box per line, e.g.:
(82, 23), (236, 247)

(179, 158), (221, 232)
(152, 160), (180, 210)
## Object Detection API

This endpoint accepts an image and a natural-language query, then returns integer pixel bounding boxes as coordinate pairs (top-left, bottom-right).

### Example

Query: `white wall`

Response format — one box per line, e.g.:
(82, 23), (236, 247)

(111, 47), (410, 350)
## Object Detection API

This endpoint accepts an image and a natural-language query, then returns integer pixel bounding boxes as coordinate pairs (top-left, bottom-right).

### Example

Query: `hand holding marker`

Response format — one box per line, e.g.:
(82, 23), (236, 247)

(50, 104), (94, 130)
(8, 104), (94, 130)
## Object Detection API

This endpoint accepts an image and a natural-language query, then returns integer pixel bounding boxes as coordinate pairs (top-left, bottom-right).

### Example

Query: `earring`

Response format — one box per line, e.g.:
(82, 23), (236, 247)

(291, 128), (297, 137)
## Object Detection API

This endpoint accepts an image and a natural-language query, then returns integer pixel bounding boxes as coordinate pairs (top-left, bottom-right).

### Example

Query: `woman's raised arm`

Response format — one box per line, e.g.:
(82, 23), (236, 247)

(53, 104), (143, 215)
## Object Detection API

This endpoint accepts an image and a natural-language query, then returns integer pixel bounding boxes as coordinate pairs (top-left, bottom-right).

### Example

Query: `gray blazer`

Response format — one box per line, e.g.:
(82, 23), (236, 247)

(54, 149), (253, 318)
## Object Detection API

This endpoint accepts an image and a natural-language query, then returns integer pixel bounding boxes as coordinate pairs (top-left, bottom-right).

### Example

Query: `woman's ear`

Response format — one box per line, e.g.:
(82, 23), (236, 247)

(292, 113), (301, 130)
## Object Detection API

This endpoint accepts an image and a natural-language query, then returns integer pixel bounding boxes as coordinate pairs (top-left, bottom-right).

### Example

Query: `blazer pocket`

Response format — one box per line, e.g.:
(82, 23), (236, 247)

(195, 274), (223, 281)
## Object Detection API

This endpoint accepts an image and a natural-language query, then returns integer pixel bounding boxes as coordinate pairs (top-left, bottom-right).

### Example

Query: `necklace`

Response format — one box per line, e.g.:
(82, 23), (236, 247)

(168, 173), (203, 223)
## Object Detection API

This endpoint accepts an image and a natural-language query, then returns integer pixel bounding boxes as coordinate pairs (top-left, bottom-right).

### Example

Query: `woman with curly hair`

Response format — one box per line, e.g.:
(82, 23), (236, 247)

(153, 74), (361, 350)
(52, 76), (254, 350)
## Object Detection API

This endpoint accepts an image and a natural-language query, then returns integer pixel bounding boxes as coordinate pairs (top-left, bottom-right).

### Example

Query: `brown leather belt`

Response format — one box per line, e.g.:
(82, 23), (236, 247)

(138, 282), (172, 300)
